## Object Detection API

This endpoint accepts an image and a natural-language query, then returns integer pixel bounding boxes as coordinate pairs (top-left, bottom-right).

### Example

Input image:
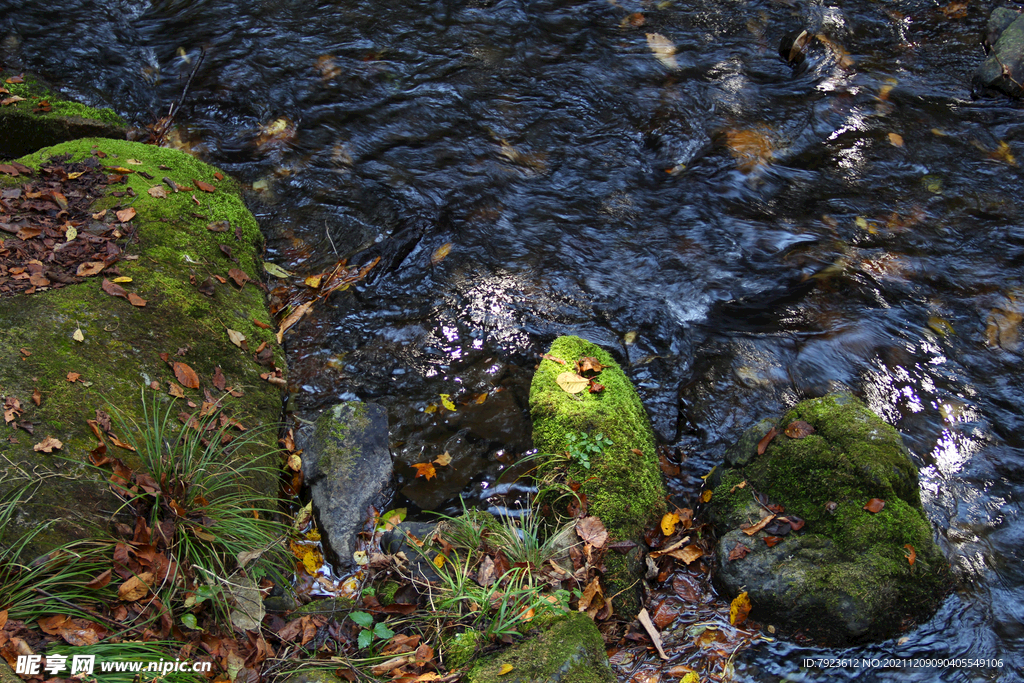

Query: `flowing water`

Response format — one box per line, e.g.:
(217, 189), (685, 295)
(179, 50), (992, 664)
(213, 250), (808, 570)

(2, 0), (1022, 679)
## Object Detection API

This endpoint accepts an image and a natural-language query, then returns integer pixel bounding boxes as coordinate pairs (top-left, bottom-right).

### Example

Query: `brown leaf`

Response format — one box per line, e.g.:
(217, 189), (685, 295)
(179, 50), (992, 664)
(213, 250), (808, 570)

(148, 186), (168, 198)
(727, 543), (751, 561)
(206, 220), (230, 232)
(115, 207), (136, 222)
(101, 278), (128, 299)
(764, 535), (783, 547)
(276, 301), (314, 343)
(86, 569), (113, 589)
(172, 362), (200, 389)
(575, 516), (608, 548)
(784, 420), (815, 439)
(667, 544), (703, 564)
(228, 268), (250, 288)
(576, 356), (605, 375)
(32, 388), (42, 406)
(194, 179), (216, 193)
(411, 462), (436, 480)
(741, 513), (776, 536)
(118, 572), (153, 601)
(75, 261), (105, 277)
(756, 426), (777, 455)
(213, 366), (227, 391)
(168, 382), (185, 398)
(904, 543), (916, 566)
(253, 318), (272, 330)
(33, 436), (63, 453)
(127, 293), (147, 307)
(729, 591), (751, 626)
(863, 498), (885, 513)
(430, 242), (452, 266)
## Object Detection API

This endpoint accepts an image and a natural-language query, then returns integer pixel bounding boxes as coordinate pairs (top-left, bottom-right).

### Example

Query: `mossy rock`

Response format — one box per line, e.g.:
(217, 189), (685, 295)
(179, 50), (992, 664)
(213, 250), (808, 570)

(0, 138), (284, 559)
(710, 393), (949, 644)
(466, 613), (615, 683)
(0, 71), (126, 158)
(529, 336), (666, 615)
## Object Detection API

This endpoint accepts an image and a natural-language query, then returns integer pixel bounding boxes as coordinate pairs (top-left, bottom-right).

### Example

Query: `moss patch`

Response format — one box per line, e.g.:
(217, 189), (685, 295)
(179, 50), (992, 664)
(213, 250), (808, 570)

(0, 138), (284, 559)
(467, 613), (615, 683)
(711, 393), (948, 643)
(0, 71), (126, 158)
(529, 336), (665, 613)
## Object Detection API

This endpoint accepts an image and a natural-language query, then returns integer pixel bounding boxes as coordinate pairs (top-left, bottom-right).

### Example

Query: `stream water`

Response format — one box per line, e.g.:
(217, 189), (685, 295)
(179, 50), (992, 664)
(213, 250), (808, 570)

(2, 0), (1022, 679)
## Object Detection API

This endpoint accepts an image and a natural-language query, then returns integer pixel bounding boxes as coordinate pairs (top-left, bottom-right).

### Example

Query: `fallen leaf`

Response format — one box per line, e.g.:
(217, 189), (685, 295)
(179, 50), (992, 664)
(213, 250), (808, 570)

(115, 207), (136, 222)
(764, 535), (783, 547)
(195, 179), (216, 193)
(264, 262), (294, 278)
(118, 572), (153, 601)
(433, 451), (452, 466)
(864, 498), (885, 513)
(168, 382), (185, 398)
(86, 569), (113, 589)
(636, 608), (669, 660)
(730, 480), (748, 493)
(498, 664), (514, 675)
(32, 389), (42, 406)
(660, 512), (681, 536)
(433, 554), (445, 568)
(73, 327), (85, 342)
(576, 356), (605, 374)
(228, 268), (250, 287)
(101, 278), (128, 299)
(277, 301), (313, 343)
(172, 362), (200, 389)
(726, 127), (775, 171)
(575, 516), (608, 548)
(904, 543), (916, 566)
(412, 462), (436, 480)
(729, 591), (751, 626)
(226, 328), (246, 348)
(127, 159), (143, 165)
(757, 426), (777, 455)
(33, 436), (63, 453)
(728, 543), (751, 561)
(430, 242), (452, 266)
(784, 420), (815, 439)
(742, 513), (776, 536)
(889, 132), (904, 147)
(77, 261), (105, 277)
(440, 393), (456, 411)
(127, 293), (147, 307)
(67, 372), (81, 382)
(148, 186), (168, 198)
(700, 489), (713, 503)
(556, 371), (589, 394)
(646, 33), (678, 69)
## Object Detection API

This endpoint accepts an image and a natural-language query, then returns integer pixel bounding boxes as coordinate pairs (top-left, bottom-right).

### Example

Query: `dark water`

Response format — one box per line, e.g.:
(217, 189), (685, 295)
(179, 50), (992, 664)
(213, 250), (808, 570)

(3, 0), (1023, 678)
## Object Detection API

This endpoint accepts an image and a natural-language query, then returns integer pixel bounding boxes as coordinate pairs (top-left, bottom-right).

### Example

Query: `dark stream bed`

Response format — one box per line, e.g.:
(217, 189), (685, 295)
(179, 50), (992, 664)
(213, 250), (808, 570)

(3, 0), (1023, 679)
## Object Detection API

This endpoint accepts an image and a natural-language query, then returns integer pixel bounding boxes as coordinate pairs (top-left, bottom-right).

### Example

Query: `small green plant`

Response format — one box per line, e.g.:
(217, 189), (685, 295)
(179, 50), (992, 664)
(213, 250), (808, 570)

(565, 431), (612, 470)
(349, 610), (395, 651)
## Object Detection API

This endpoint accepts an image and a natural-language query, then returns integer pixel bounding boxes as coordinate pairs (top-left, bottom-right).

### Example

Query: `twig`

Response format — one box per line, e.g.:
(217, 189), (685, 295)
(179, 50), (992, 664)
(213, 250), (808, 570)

(325, 220), (338, 255)
(32, 587), (124, 629)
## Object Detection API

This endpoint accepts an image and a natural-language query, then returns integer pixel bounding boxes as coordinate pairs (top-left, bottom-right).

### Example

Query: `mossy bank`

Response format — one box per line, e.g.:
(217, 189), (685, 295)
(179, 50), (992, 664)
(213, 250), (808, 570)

(530, 335), (666, 614)
(710, 393), (949, 644)
(0, 138), (285, 558)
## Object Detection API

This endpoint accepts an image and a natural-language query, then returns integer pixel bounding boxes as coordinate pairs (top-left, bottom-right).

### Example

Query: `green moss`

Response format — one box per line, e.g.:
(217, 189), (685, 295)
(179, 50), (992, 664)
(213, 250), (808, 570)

(530, 336), (665, 539)
(445, 629), (485, 670)
(467, 613), (614, 683)
(377, 580), (401, 606)
(312, 403), (370, 475)
(0, 138), (284, 558)
(293, 596), (356, 617)
(711, 393), (948, 640)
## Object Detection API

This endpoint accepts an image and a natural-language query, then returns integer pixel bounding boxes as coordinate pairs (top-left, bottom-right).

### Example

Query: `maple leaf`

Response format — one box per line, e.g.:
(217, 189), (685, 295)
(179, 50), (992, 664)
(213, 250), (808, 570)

(433, 451), (452, 466)
(411, 462), (436, 480)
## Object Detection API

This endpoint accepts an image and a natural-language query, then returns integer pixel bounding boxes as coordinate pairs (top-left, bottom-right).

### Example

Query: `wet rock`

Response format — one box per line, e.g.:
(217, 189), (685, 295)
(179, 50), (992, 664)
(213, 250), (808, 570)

(973, 8), (1024, 98)
(466, 612), (615, 683)
(381, 521), (443, 583)
(0, 70), (126, 158)
(297, 402), (393, 570)
(710, 393), (949, 645)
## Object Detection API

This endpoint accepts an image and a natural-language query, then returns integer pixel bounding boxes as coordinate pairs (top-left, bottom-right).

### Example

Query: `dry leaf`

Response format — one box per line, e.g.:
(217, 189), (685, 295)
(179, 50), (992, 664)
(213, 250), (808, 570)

(646, 33), (678, 69)
(433, 451), (452, 466)
(756, 426), (777, 455)
(729, 591), (751, 626)
(742, 513), (776, 536)
(412, 462), (436, 480)
(67, 372), (81, 382)
(118, 572), (154, 601)
(33, 436), (63, 453)
(863, 498), (885, 513)
(556, 371), (589, 394)
(73, 328), (85, 342)
(728, 543), (751, 561)
(784, 420), (815, 439)
(227, 328), (246, 348)
(430, 242), (452, 266)
(636, 608), (669, 660)
(889, 132), (904, 147)
(277, 301), (314, 343)
(575, 516), (608, 548)
(32, 388), (42, 406)
(115, 207), (136, 222)
(77, 261), (105, 277)
(904, 543), (916, 566)
(168, 382), (185, 398)
(127, 293), (147, 307)
(228, 268), (250, 287)
(660, 512), (680, 536)
(148, 186), (168, 198)
(173, 362), (200, 389)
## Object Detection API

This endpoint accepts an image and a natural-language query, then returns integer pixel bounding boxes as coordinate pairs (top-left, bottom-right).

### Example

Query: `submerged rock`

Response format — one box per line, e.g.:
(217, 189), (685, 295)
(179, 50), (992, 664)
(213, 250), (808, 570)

(710, 393), (948, 644)
(297, 401), (393, 570)
(973, 8), (1024, 98)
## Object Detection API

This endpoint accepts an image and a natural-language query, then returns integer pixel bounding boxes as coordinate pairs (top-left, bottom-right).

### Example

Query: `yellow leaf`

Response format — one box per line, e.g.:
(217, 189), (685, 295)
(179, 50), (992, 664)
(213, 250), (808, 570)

(700, 489), (713, 503)
(67, 171), (85, 179)
(927, 316), (955, 337)
(412, 462), (437, 480)
(65, 226), (77, 242)
(440, 393), (456, 411)
(498, 664), (514, 676)
(646, 33), (678, 69)
(699, 466), (716, 481)
(379, 508), (406, 531)
(73, 328), (84, 343)
(289, 539), (323, 575)
(430, 242), (452, 266)
(433, 554), (446, 569)
(433, 451), (452, 466)
(682, 672), (700, 683)
(729, 591), (751, 626)
(112, 276), (132, 283)
(424, 404), (438, 414)
(474, 392), (488, 404)
(888, 132), (904, 147)
(305, 274), (323, 289)
(353, 550), (369, 566)
(556, 371), (589, 394)
(660, 512), (680, 536)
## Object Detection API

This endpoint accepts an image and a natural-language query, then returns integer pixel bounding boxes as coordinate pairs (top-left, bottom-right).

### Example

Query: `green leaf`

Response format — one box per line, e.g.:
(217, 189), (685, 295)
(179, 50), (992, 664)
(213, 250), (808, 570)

(181, 614), (199, 630)
(373, 621), (395, 639)
(357, 629), (373, 649)
(263, 261), (294, 278)
(349, 611), (374, 628)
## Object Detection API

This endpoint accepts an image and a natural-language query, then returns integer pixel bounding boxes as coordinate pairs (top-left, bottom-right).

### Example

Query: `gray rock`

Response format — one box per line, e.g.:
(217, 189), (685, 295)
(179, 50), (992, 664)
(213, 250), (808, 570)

(974, 9), (1024, 97)
(381, 521), (443, 583)
(297, 402), (393, 570)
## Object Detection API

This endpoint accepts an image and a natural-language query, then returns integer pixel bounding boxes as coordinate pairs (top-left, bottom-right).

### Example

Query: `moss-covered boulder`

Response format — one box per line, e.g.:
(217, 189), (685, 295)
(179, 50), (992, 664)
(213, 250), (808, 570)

(0, 71), (126, 158)
(710, 393), (948, 644)
(0, 138), (284, 558)
(466, 612), (615, 683)
(530, 336), (666, 614)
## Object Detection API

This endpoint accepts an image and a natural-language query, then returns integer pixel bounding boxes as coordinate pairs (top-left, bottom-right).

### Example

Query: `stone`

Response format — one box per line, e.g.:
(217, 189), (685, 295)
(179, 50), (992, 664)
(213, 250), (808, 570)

(710, 393), (949, 644)
(381, 521), (443, 583)
(466, 612), (615, 683)
(529, 335), (666, 615)
(973, 9), (1024, 98)
(297, 401), (393, 570)
(0, 71), (126, 158)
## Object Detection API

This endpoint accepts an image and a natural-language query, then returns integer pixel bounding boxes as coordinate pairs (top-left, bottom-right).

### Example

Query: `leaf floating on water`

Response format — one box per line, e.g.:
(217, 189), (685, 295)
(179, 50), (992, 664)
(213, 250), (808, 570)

(433, 451), (452, 467)
(784, 420), (815, 439)
(263, 262), (294, 278)
(729, 591), (751, 626)
(412, 462), (436, 480)
(863, 498), (885, 513)
(440, 393), (456, 411)
(277, 301), (314, 343)
(646, 33), (678, 69)
(725, 127), (775, 172)
(888, 132), (904, 147)
(556, 371), (589, 394)
(927, 316), (955, 337)
(430, 242), (452, 266)
(814, 32), (855, 68)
